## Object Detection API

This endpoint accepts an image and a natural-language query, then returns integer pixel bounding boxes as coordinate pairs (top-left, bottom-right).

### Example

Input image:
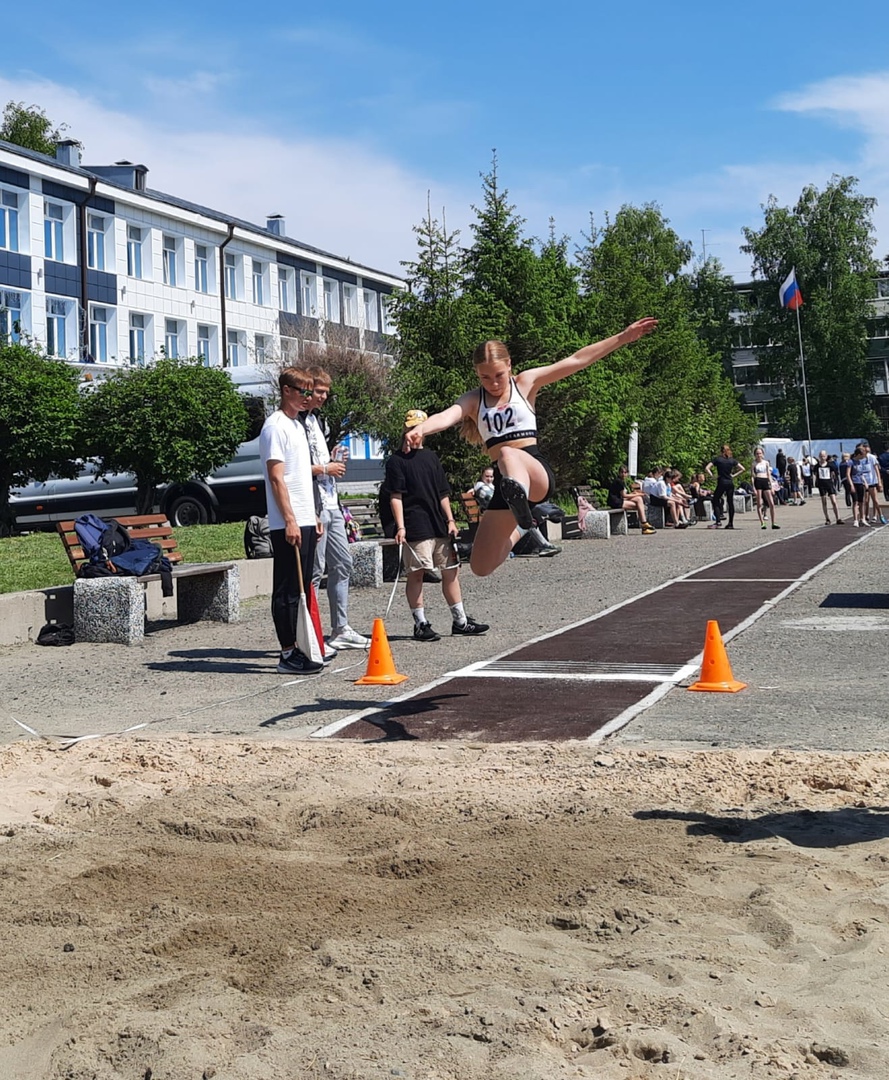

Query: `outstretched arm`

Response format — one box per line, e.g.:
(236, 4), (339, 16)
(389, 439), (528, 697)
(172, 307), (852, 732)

(517, 318), (658, 395)
(405, 400), (467, 450)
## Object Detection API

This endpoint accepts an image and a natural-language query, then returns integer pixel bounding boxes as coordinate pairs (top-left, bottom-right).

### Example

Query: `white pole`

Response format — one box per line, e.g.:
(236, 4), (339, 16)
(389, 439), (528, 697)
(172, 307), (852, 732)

(628, 423), (639, 477)
(795, 304), (813, 448)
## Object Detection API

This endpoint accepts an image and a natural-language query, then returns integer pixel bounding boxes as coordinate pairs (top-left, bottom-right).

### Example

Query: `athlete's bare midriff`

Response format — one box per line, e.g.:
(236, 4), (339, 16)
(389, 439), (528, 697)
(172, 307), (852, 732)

(485, 437), (538, 461)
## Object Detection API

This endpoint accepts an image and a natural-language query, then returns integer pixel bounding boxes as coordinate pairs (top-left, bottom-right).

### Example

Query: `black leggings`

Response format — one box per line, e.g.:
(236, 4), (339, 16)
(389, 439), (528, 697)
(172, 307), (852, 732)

(270, 526), (318, 650)
(714, 479), (735, 526)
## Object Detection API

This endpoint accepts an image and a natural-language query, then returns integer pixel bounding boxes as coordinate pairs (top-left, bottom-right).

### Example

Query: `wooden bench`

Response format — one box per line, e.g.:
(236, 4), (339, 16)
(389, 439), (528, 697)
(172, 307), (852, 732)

(570, 485), (628, 539)
(58, 514), (239, 645)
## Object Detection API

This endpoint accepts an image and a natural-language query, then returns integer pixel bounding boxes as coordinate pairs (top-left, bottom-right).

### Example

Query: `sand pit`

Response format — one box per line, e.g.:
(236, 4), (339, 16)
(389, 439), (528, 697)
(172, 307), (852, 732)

(1, 738), (887, 1079)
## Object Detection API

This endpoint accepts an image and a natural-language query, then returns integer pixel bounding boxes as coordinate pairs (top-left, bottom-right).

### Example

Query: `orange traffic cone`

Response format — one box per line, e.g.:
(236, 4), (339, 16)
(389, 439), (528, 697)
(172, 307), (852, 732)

(355, 618), (408, 685)
(688, 620), (746, 693)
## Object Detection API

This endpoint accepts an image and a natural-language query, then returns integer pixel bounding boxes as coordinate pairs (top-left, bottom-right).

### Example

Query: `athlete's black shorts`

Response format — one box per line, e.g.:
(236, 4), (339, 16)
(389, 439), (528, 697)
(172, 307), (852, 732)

(753, 478), (772, 492)
(816, 480), (836, 496)
(489, 444), (556, 511)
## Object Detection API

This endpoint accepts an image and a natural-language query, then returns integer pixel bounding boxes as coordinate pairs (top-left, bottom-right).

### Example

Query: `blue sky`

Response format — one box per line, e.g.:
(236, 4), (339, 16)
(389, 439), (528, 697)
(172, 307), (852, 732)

(5, 1), (889, 278)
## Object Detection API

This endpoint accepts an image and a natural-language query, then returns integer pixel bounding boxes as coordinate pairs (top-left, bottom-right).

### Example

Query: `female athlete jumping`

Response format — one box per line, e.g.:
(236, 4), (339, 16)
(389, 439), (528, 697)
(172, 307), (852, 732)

(404, 318), (658, 576)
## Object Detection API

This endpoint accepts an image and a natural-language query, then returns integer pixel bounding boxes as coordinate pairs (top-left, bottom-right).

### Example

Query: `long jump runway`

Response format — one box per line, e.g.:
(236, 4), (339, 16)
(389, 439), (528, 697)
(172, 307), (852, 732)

(314, 526), (874, 743)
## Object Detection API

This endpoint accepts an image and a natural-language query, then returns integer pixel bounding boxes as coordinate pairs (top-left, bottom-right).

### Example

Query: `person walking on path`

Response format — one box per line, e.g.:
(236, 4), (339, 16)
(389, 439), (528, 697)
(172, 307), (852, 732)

(608, 465), (656, 534)
(751, 447), (779, 530)
(705, 444), (745, 529)
(304, 367), (370, 653)
(260, 367), (325, 676)
(387, 410), (490, 642)
(404, 318), (658, 576)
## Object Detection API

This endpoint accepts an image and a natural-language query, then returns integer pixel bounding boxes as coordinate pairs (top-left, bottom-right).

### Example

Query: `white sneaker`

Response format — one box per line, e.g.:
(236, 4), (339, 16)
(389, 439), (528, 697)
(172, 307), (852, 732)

(852, 520), (860, 527)
(328, 626), (370, 650)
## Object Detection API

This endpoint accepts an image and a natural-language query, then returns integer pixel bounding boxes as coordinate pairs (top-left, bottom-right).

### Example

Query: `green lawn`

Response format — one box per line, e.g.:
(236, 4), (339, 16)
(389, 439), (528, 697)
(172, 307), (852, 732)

(0, 522), (246, 595)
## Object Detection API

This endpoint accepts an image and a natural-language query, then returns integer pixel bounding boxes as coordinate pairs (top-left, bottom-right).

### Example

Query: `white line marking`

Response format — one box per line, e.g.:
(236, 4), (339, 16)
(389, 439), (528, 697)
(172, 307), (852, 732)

(313, 526), (878, 740)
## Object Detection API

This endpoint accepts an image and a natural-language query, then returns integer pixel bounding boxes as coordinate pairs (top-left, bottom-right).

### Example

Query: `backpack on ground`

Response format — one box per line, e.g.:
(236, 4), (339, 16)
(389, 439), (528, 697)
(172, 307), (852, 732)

(244, 515), (272, 559)
(36, 622), (75, 646)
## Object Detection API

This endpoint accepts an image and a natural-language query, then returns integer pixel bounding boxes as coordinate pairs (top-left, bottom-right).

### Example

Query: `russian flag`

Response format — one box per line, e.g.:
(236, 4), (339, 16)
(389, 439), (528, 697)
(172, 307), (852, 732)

(779, 268), (803, 311)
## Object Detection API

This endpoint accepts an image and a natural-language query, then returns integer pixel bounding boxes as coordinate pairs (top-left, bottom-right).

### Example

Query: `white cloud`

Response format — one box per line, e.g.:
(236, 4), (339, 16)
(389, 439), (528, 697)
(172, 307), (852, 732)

(774, 72), (889, 139)
(0, 75), (469, 276)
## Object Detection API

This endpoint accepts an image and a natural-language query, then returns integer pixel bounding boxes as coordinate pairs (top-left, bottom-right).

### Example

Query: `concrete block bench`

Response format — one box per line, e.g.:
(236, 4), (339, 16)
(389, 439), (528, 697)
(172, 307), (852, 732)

(59, 515), (239, 646)
(580, 508), (628, 539)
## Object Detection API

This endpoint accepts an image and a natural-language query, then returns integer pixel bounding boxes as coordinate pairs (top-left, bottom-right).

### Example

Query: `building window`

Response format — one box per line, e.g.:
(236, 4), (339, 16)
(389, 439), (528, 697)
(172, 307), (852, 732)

(44, 201), (65, 261)
(165, 318), (180, 358)
(0, 189), (20, 252)
(323, 279), (340, 322)
(224, 252), (237, 300)
(380, 294), (393, 334)
(129, 313), (146, 364)
(342, 284), (358, 326)
(163, 234), (178, 287)
(252, 260), (266, 306)
(46, 297), (70, 357)
(89, 306), (109, 363)
(194, 244), (209, 293)
(127, 225), (144, 278)
(226, 328), (243, 367)
(254, 333), (269, 365)
(197, 324), (212, 365)
(278, 267), (294, 312)
(362, 288), (378, 332)
(301, 272), (317, 317)
(0, 288), (22, 341)
(87, 214), (106, 271)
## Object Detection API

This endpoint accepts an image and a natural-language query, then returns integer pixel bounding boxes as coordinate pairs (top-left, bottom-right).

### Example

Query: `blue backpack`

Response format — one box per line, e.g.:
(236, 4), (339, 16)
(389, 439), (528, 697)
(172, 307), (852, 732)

(74, 514), (132, 564)
(74, 515), (173, 596)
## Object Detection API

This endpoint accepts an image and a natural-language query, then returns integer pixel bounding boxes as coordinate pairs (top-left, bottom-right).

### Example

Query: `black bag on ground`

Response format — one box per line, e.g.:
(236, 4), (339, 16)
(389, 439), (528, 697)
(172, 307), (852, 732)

(244, 515), (272, 559)
(36, 622), (75, 646)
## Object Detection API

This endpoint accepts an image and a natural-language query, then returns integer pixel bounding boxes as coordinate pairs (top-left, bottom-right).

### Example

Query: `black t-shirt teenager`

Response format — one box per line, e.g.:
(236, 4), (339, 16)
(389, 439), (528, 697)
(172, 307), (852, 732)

(607, 476), (627, 509)
(711, 455), (740, 483)
(384, 448), (451, 541)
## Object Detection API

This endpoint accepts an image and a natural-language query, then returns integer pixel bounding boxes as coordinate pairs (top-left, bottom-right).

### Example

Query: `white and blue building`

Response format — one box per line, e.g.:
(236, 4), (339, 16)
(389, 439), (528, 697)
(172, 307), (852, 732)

(0, 137), (402, 470)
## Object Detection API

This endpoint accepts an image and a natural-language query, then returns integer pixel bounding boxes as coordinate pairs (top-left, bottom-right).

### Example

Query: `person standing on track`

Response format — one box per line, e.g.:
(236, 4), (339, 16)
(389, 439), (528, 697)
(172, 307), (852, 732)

(751, 446), (779, 530)
(260, 367), (325, 676)
(705, 444), (745, 530)
(814, 449), (844, 525)
(387, 410), (490, 643)
(304, 367), (370, 653)
(404, 318), (658, 576)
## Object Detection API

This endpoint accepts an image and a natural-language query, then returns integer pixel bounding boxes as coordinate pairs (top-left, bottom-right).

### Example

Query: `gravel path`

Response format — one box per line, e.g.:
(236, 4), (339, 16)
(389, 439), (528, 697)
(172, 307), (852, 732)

(1, 497), (886, 748)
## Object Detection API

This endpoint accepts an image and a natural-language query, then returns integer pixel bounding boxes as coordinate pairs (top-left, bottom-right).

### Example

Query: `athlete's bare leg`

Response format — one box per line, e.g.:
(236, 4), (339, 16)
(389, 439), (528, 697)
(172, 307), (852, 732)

(469, 510), (521, 577)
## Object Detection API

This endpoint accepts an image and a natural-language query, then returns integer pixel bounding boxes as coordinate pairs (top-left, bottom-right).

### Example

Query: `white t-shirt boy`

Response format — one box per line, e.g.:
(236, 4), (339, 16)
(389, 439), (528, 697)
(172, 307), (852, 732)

(260, 411), (316, 531)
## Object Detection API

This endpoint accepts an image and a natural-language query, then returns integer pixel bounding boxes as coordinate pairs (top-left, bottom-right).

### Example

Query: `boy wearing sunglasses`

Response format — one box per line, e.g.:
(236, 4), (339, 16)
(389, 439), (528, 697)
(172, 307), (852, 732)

(260, 367), (325, 675)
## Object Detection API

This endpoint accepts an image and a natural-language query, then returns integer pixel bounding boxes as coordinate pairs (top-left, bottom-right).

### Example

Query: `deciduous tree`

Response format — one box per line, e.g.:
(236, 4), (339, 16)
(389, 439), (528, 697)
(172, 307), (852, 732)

(741, 176), (878, 437)
(82, 358), (248, 514)
(0, 343), (82, 532)
(0, 101), (78, 156)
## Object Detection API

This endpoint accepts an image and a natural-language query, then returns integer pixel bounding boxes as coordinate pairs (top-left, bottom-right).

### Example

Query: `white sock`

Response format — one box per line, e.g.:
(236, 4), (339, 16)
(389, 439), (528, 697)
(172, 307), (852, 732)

(411, 607), (427, 626)
(450, 602), (466, 626)
(281, 647), (293, 659)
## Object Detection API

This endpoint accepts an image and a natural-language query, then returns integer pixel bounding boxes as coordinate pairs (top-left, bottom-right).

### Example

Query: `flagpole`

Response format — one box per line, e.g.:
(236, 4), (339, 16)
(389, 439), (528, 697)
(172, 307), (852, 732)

(794, 303), (813, 448)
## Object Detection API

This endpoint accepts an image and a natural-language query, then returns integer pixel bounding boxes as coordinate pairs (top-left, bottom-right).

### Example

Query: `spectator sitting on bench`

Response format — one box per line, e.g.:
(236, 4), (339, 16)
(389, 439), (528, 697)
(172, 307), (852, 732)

(641, 467), (687, 528)
(688, 473), (711, 522)
(462, 466), (495, 512)
(607, 465), (655, 534)
(664, 469), (692, 525)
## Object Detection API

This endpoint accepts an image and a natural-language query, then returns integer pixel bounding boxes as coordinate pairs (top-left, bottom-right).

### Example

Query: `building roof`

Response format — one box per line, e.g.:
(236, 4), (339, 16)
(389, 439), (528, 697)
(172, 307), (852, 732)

(0, 138), (402, 285)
